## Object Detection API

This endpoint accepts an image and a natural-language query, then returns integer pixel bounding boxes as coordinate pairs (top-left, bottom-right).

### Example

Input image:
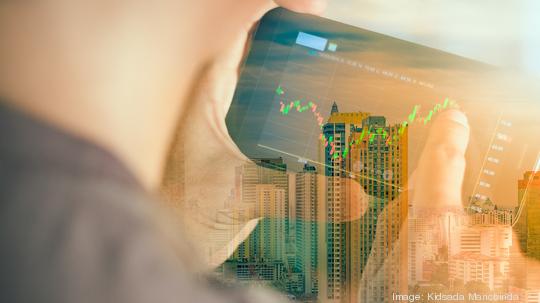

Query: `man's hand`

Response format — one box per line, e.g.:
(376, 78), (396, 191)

(411, 109), (469, 213)
(161, 0), (327, 269)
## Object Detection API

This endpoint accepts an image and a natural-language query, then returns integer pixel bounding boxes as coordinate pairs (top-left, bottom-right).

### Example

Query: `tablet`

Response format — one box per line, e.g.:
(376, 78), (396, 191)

(226, 7), (540, 211)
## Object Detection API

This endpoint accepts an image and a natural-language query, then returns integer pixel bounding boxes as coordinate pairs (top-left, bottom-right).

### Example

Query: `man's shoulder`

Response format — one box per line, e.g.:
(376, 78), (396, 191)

(0, 165), (193, 302)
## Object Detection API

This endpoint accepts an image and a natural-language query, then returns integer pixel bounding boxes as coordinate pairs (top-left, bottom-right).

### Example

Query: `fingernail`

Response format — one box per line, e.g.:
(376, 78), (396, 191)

(441, 109), (469, 129)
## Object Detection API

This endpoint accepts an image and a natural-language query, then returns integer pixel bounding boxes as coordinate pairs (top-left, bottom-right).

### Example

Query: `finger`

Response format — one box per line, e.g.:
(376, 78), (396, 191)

(274, 0), (328, 14)
(411, 109), (470, 214)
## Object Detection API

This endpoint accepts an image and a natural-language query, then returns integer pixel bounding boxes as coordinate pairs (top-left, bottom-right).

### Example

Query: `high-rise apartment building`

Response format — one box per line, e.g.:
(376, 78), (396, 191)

(255, 184), (286, 262)
(320, 103), (369, 302)
(233, 159), (289, 261)
(235, 158), (288, 207)
(348, 116), (408, 303)
(511, 172), (540, 295)
(295, 164), (320, 296)
(516, 171), (540, 260)
(320, 103), (407, 303)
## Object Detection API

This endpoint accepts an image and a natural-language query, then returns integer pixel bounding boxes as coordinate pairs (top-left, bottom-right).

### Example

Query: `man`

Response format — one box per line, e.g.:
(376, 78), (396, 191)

(0, 1), (510, 303)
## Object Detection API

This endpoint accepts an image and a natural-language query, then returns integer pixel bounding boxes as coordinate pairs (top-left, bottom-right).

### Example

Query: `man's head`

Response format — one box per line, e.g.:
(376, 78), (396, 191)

(0, 0), (325, 189)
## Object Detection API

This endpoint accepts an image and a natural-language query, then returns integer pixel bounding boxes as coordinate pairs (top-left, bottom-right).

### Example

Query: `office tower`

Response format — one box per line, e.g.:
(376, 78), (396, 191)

(516, 171), (540, 260)
(320, 102), (369, 302)
(286, 175), (297, 271)
(255, 184), (286, 262)
(251, 158), (290, 239)
(233, 158), (289, 261)
(227, 205), (257, 260)
(208, 200), (257, 266)
(295, 164), (320, 296)
(348, 116), (408, 303)
(235, 158), (288, 206)
(512, 172), (540, 296)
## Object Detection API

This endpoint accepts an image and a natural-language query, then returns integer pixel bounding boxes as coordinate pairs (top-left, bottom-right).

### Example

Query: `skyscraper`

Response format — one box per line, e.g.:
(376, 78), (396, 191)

(235, 158), (288, 207)
(233, 158), (289, 262)
(516, 171), (540, 260)
(295, 164), (320, 296)
(320, 105), (409, 302)
(255, 184), (286, 262)
(320, 103), (369, 302)
(347, 116), (408, 303)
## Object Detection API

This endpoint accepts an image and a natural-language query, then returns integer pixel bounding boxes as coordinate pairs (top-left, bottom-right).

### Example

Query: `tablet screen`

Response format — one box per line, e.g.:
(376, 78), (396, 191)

(224, 8), (540, 301)
(227, 8), (540, 212)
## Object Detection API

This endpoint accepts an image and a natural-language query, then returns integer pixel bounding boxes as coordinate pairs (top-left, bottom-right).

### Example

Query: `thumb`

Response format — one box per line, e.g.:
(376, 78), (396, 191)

(410, 109), (470, 214)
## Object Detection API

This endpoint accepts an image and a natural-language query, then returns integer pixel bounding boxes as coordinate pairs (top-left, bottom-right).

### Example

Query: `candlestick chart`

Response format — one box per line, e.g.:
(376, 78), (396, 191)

(275, 85), (458, 160)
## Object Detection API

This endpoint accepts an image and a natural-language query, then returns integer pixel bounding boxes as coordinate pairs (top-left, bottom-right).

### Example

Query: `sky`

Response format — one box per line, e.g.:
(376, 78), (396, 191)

(325, 0), (540, 75)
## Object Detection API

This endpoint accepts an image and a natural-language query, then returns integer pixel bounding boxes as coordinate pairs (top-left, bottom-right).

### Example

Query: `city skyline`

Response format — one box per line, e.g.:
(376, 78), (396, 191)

(207, 100), (540, 302)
